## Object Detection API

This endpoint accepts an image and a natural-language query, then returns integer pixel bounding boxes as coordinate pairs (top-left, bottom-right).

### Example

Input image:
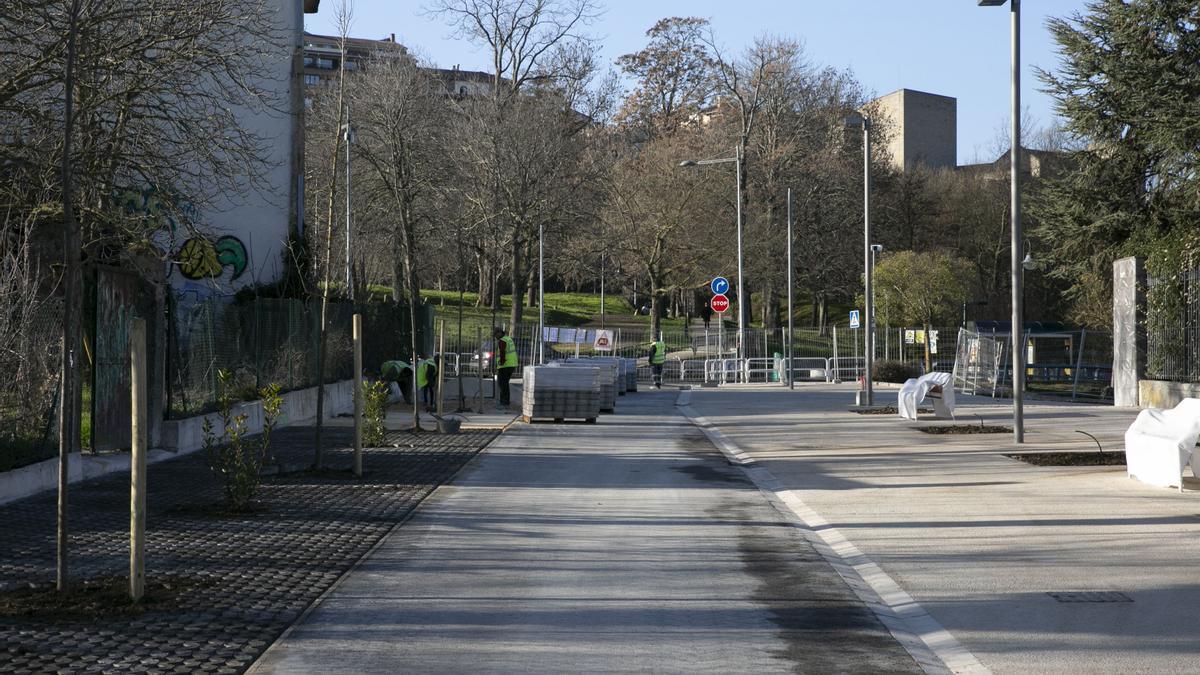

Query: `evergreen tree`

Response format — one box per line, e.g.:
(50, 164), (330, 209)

(1034, 0), (1200, 326)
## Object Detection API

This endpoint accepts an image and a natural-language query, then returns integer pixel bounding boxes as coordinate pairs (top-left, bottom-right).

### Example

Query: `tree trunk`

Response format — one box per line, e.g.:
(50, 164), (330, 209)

(650, 291), (663, 340)
(763, 285), (779, 330)
(508, 231), (524, 329)
(475, 249), (489, 307)
(526, 262), (537, 310)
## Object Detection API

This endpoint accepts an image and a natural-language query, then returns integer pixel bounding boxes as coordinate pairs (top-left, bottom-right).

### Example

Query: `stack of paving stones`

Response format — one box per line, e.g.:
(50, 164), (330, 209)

(622, 358), (638, 392)
(523, 366), (601, 422)
(0, 425), (498, 674)
(560, 359), (619, 412)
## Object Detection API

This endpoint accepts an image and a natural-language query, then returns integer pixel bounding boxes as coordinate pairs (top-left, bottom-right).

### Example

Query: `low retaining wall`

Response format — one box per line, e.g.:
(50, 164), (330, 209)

(0, 379), (356, 506)
(1138, 380), (1200, 410)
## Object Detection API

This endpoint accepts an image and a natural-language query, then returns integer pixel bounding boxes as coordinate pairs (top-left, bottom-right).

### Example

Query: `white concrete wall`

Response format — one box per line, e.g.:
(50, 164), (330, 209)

(165, 0), (304, 298)
(0, 378), (355, 506)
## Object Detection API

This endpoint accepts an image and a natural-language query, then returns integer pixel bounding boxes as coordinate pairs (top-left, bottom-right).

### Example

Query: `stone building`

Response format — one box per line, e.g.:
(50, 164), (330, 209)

(869, 89), (958, 172)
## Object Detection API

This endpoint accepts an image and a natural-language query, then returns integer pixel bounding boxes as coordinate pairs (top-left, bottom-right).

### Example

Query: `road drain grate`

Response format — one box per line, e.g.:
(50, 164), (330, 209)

(1048, 591), (1132, 603)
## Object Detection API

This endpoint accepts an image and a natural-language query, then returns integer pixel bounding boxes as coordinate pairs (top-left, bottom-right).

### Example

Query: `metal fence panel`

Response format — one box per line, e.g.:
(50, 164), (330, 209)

(167, 295), (433, 419)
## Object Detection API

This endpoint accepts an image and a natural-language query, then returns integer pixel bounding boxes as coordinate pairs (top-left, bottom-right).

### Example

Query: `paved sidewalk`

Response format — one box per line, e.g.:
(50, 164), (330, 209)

(252, 391), (921, 673)
(0, 425), (498, 674)
(687, 384), (1200, 674)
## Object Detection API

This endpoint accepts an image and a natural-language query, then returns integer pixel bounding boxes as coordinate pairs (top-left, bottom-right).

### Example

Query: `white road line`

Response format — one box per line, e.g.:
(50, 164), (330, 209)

(677, 399), (989, 675)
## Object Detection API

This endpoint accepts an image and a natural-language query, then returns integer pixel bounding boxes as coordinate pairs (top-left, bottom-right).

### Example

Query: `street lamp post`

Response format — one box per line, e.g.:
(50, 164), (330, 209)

(979, 0), (1024, 443)
(342, 106), (356, 301)
(679, 150), (744, 370)
(538, 220), (545, 365)
(844, 113), (874, 407)
(786, 188), (794, 390)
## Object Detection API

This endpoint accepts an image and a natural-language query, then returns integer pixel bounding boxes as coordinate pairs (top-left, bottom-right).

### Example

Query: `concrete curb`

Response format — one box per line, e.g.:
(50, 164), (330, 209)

(0, 379), (357, 506)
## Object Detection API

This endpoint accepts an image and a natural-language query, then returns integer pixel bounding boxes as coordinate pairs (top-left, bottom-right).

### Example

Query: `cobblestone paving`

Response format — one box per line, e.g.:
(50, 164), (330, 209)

(0, 426), (499, 674)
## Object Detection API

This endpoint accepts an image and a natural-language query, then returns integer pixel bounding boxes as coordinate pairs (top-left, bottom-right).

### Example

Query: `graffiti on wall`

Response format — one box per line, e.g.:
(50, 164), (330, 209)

(177, 236), (248, 280)
(116, 185), (250, 284)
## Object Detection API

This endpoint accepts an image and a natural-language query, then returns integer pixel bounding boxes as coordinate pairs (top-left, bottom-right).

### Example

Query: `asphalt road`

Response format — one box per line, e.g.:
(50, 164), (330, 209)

(252, 391), (921, 674)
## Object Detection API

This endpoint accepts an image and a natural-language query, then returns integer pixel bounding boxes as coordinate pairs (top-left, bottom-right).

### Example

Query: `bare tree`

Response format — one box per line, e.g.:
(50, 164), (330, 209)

(605, 132), (724, 337)
(706, 34), (795, 328)
(346, 52), (451, 430)
(426, 0), (599, 103)
(427, 0), (599, 330)
(615, 17), (715, 137)
(313, 0), (353, 458)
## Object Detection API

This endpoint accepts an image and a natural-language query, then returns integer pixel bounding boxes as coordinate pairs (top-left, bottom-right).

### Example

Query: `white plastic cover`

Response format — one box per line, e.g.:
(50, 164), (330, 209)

(898, 371), (955, 420)
(1125, 398), (1200, 491)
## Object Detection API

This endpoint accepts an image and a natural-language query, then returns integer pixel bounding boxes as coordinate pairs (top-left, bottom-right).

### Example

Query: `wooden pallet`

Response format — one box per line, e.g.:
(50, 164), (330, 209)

(522, 415), (597, 424)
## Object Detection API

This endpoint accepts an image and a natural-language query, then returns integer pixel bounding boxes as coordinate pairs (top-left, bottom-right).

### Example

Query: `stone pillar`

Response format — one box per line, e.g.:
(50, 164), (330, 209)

(1112, 257), (1145, 407)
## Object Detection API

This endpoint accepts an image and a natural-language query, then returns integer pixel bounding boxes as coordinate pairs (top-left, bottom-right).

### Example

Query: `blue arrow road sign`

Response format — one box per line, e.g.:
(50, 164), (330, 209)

(711, 277), (730, 295)
(849, 310), (861, 329)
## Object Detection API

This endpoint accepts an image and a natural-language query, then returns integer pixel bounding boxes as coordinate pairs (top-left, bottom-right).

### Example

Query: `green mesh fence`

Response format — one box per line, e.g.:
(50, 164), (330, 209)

(166, 294), (433, 419)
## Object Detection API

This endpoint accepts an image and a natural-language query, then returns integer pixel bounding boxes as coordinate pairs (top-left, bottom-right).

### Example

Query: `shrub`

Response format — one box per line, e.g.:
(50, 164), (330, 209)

(362, 379), (389, 447)
(204, 370), (282, 512)
(873, 360), (919, 384)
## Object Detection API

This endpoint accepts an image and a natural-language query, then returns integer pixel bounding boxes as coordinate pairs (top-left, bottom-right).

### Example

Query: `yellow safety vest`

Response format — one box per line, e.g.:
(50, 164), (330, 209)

(651, 341), (667, 365)
(499, 336), (518, 368)
(416, 359), (435, 388)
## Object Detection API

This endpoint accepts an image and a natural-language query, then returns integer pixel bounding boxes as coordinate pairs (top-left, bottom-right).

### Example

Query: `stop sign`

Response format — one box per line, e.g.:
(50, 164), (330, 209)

(710, 294), (730, 313)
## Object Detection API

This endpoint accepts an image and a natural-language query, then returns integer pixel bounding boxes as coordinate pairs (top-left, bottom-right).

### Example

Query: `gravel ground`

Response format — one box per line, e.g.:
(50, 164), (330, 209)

(0, 426), (498, 674)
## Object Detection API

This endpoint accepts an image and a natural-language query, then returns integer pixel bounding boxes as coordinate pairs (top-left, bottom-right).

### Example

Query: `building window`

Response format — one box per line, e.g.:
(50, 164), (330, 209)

(459, 86), (468, 96)
(317, 58), (335, 70)
(304, 74), (321, 86)
(303, 56), (316, 67)
(344, 60), (358, 71)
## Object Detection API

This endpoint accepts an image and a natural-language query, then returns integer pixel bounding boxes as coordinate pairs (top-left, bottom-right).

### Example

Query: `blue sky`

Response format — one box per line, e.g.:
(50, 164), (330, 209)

(306, 0), (1091, 164)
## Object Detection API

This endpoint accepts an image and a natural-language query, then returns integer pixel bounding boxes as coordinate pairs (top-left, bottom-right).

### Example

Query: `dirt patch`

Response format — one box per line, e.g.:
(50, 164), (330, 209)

(1005, 452), (1126, 467)
(919, 424), (1013, 434)
(0, 576), (207, 619)
(851, 406), (933, 415)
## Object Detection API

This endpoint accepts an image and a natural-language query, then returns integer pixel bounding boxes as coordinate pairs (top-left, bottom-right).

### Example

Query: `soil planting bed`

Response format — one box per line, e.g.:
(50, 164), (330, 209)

(852, 405), (933, 415)
(919, 424), (1013, 434)
(1005, 452), (1126, 467)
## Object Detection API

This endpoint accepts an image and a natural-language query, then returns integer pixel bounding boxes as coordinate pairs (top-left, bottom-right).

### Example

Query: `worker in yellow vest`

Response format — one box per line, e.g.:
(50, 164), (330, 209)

(416, 354), (438, 411)
(493, 327), (518, 408)
(648, 335), (667, 389)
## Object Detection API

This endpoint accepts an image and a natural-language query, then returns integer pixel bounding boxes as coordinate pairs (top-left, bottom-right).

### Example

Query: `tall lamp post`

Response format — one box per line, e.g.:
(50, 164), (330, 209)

(341, 108), (356, 301)
(679, 149), (744, 367)
(844, 113), (874, 406)
(979, 0), (1024, 443)
(538, 220), (545, 365)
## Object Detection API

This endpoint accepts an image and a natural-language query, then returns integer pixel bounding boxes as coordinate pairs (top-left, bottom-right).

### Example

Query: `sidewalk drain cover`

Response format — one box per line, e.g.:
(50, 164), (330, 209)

(1048, 591), (1132, 603)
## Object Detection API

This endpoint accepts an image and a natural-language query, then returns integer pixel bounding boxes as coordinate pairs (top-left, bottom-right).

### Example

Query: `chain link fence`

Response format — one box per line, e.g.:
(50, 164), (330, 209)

(1146, 266), (1200, 383)
(167, 293), (433, 419)
(0, 298), (63, 472)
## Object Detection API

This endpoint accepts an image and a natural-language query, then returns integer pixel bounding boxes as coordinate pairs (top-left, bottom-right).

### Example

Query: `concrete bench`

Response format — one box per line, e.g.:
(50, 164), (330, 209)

(899, 371), (955, 420)
(1125, 398), (1200, 492)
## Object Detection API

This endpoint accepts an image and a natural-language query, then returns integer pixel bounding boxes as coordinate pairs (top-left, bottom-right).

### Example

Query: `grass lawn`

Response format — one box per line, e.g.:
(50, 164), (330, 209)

(370, 286), (853, 335)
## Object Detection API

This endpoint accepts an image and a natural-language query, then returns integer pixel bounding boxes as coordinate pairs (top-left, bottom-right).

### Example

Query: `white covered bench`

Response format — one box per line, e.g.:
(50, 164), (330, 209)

(1125, 398), (1200, 492)
(899, 371), (955, 420)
